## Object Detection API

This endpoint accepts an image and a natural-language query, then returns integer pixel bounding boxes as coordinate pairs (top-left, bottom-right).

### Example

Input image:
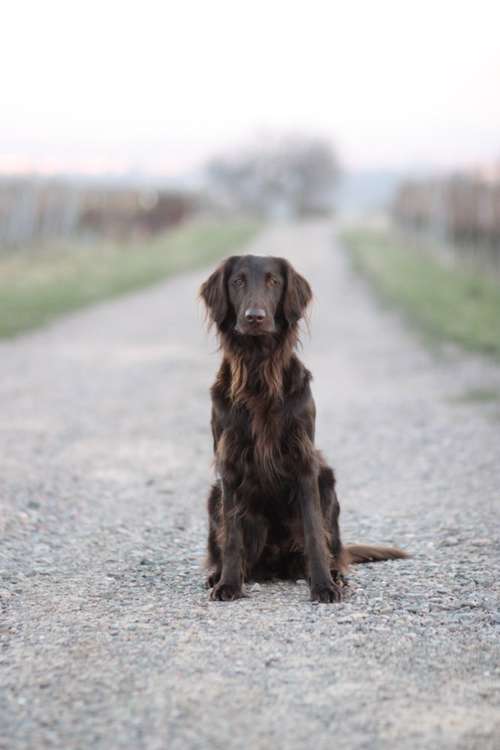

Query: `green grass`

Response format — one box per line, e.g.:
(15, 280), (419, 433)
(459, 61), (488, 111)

(341, 227), (500, 358)
(0, 219), (259, 338)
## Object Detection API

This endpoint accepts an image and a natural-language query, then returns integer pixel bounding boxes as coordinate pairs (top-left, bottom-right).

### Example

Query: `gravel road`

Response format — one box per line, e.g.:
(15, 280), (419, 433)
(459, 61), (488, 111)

(1, 221), (500, 750)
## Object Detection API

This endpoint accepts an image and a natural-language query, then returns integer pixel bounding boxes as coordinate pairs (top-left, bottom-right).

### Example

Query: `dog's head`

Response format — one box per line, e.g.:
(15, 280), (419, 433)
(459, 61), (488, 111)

(200, 255), (312, 336)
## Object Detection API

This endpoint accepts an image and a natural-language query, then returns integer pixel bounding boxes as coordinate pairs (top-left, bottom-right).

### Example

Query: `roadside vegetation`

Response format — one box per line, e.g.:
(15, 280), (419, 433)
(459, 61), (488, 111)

(342, 226), (500, 358)
(0, 219), (259, 338)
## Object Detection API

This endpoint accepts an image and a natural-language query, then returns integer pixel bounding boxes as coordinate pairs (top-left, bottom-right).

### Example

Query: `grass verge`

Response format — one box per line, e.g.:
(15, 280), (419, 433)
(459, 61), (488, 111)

(0, 218), (259, 338)
(341, 226), (500, 358)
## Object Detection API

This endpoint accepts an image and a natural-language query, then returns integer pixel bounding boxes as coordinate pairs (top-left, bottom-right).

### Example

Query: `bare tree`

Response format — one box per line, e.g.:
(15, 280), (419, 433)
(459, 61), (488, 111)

(205, 134), (340, 218)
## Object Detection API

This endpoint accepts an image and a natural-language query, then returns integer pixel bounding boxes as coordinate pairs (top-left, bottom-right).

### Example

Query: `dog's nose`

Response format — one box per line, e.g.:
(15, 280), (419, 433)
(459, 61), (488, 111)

(245, 308), (266, 324)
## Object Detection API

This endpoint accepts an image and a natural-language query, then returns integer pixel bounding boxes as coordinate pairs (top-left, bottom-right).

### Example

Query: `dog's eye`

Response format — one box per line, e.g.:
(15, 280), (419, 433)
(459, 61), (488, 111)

(232, 277), (245, 288)
(268, 276), (281, 287)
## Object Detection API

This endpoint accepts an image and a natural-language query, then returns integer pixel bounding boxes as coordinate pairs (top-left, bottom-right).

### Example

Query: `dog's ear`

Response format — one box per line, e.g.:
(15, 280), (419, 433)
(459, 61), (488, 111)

(199, 256), (238, 327)
(281, 259), (312, 324)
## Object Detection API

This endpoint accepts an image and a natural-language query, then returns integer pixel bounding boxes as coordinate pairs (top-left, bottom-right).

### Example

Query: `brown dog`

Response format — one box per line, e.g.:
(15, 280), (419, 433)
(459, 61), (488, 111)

(200, 254), (407, 602)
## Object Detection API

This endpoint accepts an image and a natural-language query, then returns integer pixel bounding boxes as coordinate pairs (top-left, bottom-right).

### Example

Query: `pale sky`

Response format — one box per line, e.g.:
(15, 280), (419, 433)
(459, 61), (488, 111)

(1, 0), (500, 176)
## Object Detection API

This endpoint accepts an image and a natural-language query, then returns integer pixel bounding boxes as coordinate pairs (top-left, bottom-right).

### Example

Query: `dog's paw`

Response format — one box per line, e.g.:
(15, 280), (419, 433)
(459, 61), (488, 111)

(210, 582), (243, 601)
(310, 582), (343, 603)
(206, 568), (221, 589)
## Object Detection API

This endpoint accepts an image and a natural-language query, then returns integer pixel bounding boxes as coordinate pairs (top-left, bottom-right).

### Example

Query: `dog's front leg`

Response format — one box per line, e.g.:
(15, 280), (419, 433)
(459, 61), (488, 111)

(210, 480), (244, 601)
(298, 475), (342, 603)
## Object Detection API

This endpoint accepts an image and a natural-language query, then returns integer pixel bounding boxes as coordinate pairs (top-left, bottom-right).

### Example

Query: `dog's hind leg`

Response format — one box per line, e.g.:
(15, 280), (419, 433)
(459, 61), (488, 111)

(242, 514), (269, 581)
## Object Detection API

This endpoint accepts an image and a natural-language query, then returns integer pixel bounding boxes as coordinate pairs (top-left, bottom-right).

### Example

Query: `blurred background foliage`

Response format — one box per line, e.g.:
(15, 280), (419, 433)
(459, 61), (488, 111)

(1, 139), (500, 352)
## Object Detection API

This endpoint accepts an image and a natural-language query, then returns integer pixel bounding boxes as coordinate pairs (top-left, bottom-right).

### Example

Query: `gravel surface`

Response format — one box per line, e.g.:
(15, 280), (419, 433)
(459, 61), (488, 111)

(1, 221), (500, 750)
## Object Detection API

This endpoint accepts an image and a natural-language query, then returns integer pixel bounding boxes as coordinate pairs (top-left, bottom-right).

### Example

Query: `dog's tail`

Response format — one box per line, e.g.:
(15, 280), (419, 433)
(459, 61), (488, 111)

(345, 544), (409, 565)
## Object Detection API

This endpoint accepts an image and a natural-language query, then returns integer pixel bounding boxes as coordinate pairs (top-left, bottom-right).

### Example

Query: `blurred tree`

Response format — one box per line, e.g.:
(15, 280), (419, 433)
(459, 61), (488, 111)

(205, 134), (340, 218)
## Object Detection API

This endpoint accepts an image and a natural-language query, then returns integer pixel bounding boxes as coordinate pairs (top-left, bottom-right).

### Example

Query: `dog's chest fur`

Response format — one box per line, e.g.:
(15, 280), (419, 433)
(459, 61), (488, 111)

(212, 354), (314, 493)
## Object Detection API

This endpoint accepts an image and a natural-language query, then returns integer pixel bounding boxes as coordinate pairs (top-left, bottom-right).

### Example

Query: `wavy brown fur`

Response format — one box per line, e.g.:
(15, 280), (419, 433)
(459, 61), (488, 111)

(200, 254), (408, 603)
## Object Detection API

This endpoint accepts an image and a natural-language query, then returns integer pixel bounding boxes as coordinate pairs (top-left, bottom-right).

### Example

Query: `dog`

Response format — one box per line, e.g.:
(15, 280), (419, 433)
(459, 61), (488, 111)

(200, 254), (407, 603)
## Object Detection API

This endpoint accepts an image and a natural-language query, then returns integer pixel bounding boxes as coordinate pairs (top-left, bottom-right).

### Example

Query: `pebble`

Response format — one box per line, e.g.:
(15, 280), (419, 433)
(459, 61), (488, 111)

(442, 537), (460, 547)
